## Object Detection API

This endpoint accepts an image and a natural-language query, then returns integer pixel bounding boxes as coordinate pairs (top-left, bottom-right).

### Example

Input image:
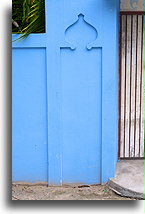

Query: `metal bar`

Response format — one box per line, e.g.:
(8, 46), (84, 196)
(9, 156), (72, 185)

(120, 11), (144, 15)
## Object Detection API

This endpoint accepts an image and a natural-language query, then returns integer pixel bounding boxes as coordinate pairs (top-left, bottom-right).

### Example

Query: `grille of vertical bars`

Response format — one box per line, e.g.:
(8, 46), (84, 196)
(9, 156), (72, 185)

(119, 12), (144, 158)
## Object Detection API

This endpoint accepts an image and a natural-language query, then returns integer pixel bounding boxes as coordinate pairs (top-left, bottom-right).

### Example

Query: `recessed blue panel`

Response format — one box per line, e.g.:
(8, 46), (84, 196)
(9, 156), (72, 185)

(12, 48), (47, 182)
(61, 46), (102, 184)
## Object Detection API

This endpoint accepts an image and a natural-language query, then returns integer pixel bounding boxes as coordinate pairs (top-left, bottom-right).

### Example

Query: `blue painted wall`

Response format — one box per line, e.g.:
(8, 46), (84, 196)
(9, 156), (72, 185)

(12, 0), (120, 185)
(12, 48), (48, 182)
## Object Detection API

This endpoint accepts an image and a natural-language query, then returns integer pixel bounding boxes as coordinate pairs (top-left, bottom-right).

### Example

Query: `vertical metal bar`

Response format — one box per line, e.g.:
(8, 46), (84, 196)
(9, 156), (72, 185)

(118, 14), (122, 158)
(129, 15), (133, 157)
(139, 14), (144, 156)
(124, 14), (127, 157)
(134, 14), (138, 157)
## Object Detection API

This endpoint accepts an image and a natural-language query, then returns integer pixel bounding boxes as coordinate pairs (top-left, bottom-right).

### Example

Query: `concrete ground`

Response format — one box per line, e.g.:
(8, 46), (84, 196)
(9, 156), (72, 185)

(108, 160), (144, 199)
(12, 184), (134, 200)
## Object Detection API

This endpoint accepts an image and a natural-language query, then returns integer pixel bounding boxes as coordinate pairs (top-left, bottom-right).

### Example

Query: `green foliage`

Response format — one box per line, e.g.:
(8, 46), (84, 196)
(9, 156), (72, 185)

(12, 0), (24, 32)
(12, 0), (45, 40)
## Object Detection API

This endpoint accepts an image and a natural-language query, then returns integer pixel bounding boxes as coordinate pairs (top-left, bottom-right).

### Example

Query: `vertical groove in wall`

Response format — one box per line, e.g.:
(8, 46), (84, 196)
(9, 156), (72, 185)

(119, 13), (144, 158)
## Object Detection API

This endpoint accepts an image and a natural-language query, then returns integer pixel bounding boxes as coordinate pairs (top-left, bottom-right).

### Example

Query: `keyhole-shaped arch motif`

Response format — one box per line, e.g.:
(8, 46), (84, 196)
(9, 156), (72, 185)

(64, 14), (98, 50)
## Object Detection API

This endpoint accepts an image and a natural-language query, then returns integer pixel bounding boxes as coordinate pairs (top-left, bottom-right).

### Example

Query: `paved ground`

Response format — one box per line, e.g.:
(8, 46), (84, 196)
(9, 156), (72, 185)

(12, 184), (135, 200)
(108, 160), (144, 199)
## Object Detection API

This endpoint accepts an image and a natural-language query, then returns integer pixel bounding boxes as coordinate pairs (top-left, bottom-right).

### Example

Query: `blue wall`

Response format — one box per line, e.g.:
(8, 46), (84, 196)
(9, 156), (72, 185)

(12, 0), (120, 185)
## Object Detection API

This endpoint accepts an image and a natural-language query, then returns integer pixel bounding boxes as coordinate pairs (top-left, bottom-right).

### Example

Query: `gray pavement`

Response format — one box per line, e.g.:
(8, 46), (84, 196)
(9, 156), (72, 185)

(108, 160), (144, 199)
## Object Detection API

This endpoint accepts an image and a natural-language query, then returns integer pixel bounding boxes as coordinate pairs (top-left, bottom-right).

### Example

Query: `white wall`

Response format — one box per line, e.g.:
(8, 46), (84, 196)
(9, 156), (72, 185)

(120, 0), (144, 11)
